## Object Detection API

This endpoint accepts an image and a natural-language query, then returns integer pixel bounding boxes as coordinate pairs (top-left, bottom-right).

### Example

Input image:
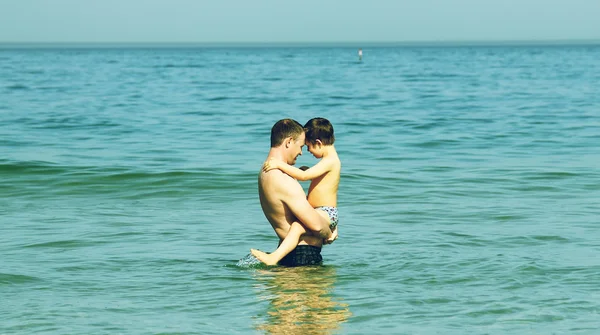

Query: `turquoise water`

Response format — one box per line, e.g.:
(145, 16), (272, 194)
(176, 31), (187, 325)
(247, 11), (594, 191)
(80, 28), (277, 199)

(1, 45), (599, 334)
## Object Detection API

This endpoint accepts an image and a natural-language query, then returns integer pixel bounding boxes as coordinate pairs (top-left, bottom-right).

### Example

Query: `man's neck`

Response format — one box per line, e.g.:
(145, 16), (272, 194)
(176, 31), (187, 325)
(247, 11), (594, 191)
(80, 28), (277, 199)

(267, 148), (286, 161)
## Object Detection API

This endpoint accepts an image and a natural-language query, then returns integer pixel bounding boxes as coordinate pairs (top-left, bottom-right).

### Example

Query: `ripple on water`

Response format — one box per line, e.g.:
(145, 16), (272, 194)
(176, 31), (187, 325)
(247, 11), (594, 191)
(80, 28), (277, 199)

(0, 273), (43, 285)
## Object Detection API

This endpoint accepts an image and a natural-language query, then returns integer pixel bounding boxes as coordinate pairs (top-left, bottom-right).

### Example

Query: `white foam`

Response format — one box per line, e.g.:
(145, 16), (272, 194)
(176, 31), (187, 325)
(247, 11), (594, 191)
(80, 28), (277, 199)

(236, 253), (263, 268)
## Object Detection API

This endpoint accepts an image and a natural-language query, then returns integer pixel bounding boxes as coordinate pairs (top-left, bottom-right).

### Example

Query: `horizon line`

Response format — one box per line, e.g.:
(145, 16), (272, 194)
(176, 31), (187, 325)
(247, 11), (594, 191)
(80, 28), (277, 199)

(1, 39), (600, 49)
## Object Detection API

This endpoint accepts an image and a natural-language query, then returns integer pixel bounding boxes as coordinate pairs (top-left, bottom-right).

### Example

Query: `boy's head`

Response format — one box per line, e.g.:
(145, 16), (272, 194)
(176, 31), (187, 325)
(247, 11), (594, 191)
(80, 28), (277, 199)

(303, 118), (335, 146)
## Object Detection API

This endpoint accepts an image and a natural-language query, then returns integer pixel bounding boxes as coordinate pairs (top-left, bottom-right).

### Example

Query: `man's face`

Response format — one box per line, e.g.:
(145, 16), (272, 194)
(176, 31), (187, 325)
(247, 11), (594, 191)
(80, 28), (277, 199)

(287, 132), (305, 165)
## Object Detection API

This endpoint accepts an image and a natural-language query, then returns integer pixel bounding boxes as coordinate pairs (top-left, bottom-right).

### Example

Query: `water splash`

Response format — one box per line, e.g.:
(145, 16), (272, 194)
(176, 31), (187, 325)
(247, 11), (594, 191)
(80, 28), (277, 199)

(236, 253), (264, 268)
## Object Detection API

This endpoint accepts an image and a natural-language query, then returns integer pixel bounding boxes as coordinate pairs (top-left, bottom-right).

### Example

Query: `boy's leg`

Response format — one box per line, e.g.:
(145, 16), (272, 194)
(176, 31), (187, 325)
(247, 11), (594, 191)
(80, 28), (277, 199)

(269, 221), (307, 261)
(251, 222), (307, 266)
(251, 210), (332, 265)
(277, 210), (332, 258)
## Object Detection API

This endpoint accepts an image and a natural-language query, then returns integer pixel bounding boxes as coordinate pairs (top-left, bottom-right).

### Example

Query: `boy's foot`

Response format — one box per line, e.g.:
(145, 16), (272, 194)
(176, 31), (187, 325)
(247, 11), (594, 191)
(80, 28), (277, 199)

(250, 248), (279, 266)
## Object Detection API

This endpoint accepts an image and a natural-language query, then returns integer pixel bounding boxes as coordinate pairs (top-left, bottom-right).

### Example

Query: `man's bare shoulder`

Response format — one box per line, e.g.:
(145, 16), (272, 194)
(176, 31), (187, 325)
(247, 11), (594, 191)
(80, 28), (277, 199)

(260, 169), (300, 190)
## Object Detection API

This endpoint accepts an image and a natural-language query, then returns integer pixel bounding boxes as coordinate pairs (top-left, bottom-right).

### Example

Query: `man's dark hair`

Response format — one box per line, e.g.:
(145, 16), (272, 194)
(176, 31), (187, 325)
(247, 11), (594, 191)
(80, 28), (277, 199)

(304, 118), (335, 145)
(271, 119), (304, 147)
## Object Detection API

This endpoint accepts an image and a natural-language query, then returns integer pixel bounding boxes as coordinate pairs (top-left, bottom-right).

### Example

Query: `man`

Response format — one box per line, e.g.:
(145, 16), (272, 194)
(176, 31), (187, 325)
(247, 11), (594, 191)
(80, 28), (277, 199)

(258, 119), (335, 266)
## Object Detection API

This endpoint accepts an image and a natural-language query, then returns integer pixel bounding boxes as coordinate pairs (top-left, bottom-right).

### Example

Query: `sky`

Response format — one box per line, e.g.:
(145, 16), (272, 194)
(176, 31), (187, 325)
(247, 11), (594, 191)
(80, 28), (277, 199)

(1, 0), (599, 43)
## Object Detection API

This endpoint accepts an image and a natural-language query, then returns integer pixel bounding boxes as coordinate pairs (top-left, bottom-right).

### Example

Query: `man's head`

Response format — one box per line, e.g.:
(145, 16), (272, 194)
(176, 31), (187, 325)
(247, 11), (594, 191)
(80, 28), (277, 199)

(270, 118), (305, 165)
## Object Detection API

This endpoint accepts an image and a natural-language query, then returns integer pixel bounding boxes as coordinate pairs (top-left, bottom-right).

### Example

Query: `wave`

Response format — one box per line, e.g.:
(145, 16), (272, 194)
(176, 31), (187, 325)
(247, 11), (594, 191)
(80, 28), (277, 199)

(207, 96), (231, 101)
(0, 273), (42, 285)
(5, 84), (29, 90)
(0, 160), (256, 198)
(24, 239), (103, 248)
(153, 64), (206, 69)
(10, 116), (123, 130)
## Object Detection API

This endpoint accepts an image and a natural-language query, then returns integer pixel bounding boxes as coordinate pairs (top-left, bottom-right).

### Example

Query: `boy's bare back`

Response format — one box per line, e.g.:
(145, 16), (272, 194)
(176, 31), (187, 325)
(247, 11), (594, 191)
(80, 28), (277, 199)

(307, 151), (341, 208)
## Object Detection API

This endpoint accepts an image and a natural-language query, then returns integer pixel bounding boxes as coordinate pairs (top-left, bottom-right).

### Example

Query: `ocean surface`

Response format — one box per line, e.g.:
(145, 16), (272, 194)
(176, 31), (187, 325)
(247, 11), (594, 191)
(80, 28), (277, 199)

(1, 44), (599, 334)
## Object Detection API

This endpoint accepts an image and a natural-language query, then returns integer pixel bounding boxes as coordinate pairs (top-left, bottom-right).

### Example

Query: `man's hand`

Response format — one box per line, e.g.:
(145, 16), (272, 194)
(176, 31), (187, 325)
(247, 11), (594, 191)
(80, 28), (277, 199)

(263, 158), (281, 172)
(324, 227), (338, 245)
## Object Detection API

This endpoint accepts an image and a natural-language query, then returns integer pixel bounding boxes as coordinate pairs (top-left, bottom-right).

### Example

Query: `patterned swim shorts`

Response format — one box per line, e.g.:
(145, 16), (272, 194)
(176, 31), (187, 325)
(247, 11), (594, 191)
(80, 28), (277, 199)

(315, 206), (338, 230)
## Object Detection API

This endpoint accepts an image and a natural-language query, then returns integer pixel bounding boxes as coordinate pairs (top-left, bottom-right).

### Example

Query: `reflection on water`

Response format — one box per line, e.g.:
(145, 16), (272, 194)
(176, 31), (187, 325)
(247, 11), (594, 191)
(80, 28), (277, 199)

(253, 266), (351, 335)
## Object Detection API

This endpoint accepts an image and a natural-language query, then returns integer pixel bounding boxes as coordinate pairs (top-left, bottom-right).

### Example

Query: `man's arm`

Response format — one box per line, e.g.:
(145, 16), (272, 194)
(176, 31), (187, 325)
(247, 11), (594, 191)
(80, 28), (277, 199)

(264, 158), (332, 181)
(279, 178), (332, 239)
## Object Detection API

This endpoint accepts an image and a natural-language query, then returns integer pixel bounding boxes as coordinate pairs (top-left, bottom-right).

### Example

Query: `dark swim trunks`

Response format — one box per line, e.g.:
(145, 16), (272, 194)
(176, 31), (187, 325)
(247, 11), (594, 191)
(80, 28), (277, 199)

(279, 245), (323, 267)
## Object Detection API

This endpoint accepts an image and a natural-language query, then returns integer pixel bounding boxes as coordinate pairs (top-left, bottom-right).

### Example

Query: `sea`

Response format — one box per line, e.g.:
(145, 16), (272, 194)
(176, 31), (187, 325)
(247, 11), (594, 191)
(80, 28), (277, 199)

(1, 43), (599, 334)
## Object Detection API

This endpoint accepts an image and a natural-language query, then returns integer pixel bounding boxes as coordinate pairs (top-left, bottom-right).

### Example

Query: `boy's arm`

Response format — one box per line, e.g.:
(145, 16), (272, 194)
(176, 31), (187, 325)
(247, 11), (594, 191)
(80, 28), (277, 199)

(265, 158), (333, 181)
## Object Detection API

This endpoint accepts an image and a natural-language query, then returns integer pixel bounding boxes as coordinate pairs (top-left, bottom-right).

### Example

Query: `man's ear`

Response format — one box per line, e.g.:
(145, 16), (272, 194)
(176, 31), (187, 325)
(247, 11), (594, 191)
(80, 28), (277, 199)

(285, 137), (293, 148)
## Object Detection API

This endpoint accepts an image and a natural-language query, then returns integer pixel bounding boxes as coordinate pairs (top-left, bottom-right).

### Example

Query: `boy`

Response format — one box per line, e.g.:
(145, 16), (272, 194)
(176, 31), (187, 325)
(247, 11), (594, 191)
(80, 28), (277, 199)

(251, 118), (341, 266)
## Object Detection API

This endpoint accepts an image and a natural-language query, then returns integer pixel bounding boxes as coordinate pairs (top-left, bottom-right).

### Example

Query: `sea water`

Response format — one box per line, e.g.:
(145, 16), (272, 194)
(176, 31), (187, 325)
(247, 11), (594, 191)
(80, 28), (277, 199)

(1, 44), (599, 334)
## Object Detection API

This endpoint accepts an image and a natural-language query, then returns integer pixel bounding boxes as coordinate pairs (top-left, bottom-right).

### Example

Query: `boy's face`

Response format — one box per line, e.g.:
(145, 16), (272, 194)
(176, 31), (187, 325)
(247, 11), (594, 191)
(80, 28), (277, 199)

(306, 140), (323, 159)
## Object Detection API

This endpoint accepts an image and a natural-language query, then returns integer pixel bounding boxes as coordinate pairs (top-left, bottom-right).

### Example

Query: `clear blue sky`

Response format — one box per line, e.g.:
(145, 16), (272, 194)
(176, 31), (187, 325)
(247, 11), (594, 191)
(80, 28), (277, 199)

(1, 0), (599, 43)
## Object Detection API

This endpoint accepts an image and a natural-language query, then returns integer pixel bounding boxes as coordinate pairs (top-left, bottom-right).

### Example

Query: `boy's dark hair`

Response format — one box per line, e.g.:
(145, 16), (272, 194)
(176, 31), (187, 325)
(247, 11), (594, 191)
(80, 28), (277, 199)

(304, 118), (335, 145)
(270, 119), (304, 147)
